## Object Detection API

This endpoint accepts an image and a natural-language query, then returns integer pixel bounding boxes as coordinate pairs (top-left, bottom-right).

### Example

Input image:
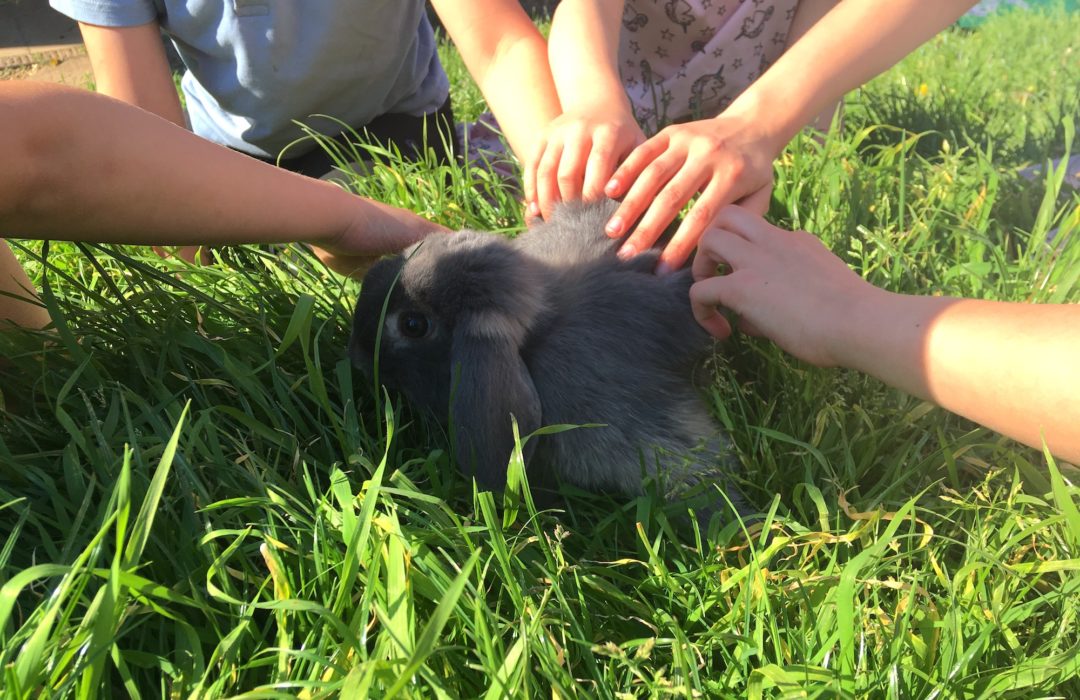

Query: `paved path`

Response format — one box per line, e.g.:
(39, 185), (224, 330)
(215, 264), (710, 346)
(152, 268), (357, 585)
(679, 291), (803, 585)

(0, 1), (81, 66)
(0, 1), (90, 83)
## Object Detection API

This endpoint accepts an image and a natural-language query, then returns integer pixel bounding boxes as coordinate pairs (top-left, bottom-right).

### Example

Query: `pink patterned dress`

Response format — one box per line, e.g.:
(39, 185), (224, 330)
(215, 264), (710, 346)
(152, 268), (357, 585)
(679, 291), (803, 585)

(619, 0), (800, 133)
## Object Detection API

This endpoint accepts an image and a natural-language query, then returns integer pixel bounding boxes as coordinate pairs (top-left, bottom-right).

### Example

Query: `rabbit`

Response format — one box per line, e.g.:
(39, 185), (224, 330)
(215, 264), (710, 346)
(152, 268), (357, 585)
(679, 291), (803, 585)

(349, 198), (747, 519)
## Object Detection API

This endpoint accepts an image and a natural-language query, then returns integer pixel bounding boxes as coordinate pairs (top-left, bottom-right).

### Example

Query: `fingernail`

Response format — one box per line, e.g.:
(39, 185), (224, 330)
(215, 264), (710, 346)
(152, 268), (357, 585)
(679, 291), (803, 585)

(656, 261), (674, 276)
(606, 216), (624, 237)
(605, 179), (619, 195)
(527, 201), (539, 217)
(617, 243), (637, 260)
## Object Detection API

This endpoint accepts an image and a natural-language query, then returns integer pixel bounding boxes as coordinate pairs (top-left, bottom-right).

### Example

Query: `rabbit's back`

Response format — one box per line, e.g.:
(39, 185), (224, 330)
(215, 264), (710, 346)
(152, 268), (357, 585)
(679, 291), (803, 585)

(516, 199), (625, 268)
(519, 228), (720, 495)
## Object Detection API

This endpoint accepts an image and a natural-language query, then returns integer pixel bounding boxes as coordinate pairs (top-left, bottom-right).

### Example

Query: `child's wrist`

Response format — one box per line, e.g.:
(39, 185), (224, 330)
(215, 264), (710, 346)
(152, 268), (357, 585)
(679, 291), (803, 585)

(712, 105), (787, 161)
(826, 285), (894, 370)
(720, 82), (814, 158)
(559, 87), (635, 122)
(302, 182), (361, 248)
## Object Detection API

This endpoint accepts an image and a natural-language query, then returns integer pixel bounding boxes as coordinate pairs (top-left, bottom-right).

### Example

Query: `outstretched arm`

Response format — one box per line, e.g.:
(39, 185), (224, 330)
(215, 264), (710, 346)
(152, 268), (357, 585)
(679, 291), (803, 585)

(606, 0), (978, 272)
(0, 83), (445, 326)
(0, 82), (443, 254)
(690, 207), (1080, 463)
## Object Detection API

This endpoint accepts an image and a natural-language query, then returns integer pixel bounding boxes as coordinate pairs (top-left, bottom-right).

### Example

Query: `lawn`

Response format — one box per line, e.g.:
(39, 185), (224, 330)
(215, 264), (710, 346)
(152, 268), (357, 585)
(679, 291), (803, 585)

(2, 8), (1080, 699)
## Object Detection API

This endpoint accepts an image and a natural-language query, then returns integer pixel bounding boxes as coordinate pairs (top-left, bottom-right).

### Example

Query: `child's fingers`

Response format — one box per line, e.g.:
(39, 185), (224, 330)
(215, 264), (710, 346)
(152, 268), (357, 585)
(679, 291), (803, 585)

(522, 148), (540, 214)
(710, 205), (773, 245)
(556, 136), (589, 204)
(582, 128), (622, 201)
(654, 179), (737, 273)
(689, 276), (737, 339)
(691, 226), (755, 281)
(605, 151), (681, 241)
(604, 133), (668, 199)
(650, 162), (766, 270)
(619, 167), (707, 265)
(536, 138), (565, 221)
(525, 200), (542, 224)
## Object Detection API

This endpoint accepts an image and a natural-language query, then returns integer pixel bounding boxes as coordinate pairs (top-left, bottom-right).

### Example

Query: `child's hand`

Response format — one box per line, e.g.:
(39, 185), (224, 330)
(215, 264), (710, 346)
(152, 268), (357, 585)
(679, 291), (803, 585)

(689, 206), (879, 367)
(311, 199), (450, 278)
(524, 109), (646, 222)
(604, 115), (779, 274)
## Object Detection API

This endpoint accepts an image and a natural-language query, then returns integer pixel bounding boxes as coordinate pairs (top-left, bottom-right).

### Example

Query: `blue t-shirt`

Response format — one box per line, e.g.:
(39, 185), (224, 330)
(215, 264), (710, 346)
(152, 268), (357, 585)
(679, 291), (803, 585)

(50, 0), (450, 158)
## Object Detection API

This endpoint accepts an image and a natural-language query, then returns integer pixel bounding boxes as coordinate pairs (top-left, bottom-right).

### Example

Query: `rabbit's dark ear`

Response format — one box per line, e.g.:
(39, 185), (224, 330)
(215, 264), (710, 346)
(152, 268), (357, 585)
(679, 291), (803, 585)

(449, 326), (541, 491)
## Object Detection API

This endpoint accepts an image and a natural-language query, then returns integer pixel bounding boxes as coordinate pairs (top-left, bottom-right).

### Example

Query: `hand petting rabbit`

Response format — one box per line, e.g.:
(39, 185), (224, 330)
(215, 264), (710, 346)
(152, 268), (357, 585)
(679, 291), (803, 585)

(349, 199), (747, 518)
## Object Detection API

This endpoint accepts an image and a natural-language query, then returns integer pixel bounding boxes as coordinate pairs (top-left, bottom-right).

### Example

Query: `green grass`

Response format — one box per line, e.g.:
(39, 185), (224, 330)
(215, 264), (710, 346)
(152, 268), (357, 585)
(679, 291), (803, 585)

(3, 9), (1080, 698)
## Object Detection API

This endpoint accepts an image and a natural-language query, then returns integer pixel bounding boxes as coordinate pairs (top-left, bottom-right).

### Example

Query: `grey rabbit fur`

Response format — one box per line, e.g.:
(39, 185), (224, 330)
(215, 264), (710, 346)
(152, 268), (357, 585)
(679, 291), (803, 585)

(349, 199), (746, 517)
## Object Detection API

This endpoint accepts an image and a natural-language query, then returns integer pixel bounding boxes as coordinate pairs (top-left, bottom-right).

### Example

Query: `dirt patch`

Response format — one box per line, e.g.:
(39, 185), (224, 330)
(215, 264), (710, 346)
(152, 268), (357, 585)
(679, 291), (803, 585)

(0, 50), (93, 87)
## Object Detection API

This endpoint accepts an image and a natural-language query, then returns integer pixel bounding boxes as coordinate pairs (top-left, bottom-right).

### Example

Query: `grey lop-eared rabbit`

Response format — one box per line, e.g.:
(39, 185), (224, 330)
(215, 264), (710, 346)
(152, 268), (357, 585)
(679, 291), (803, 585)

(349, 199), (746, 518)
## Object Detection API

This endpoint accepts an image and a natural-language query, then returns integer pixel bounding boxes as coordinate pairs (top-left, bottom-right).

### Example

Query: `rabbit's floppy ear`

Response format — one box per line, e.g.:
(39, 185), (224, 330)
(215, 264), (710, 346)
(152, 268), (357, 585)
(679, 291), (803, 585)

(449, 323), (541, 491)
(396, 230), (549, 488)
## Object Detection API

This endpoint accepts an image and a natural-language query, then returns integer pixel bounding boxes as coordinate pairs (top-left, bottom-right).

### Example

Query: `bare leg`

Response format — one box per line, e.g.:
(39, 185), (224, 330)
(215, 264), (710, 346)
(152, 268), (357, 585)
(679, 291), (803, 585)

(787, 0), (843, 133)
(0, 239), (49, 329)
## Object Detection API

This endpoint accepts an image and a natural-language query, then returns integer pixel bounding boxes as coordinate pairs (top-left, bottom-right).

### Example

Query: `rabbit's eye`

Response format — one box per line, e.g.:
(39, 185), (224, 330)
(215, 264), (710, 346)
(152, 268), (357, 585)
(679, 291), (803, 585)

(398, 312), (430, 339)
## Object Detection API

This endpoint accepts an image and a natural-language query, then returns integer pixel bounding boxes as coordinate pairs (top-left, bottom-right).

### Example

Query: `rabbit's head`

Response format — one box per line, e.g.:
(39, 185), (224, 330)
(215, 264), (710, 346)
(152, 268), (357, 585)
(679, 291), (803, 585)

(349, 231), (550, 489)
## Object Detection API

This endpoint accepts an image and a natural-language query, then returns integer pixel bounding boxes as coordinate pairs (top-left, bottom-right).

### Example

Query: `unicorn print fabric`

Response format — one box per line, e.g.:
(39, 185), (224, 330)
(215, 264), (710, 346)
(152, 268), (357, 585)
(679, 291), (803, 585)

(619, 0), (800, 132)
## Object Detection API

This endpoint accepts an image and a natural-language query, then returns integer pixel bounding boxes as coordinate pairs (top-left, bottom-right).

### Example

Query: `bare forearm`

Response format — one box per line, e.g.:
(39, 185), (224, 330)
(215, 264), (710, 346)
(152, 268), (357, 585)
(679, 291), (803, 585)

(478, 34), (562, 158)
(838, 291), (1080, 461)
(79, 21), (186, 128)
(726, 0), (976, 153)
(0, 83), (368, 248)
(432, 0), (562, 160)
(548, 0), (630, 113)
